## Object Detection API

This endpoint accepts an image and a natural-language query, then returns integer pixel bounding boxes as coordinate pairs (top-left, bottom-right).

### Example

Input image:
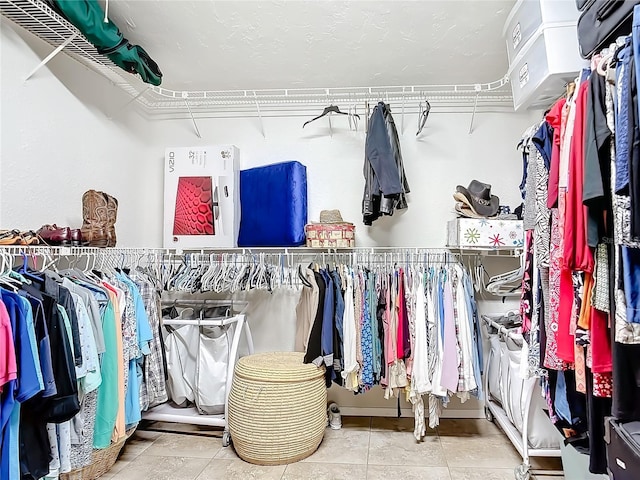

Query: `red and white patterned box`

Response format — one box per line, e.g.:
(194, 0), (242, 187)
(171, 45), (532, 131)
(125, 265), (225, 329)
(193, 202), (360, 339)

(305, 223), (355, 248)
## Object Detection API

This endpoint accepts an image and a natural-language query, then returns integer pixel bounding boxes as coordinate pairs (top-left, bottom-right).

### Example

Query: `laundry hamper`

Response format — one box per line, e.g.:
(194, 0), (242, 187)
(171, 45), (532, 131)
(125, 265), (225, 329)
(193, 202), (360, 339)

(228, 351), (326, 465)
(60, 428), (135, 480)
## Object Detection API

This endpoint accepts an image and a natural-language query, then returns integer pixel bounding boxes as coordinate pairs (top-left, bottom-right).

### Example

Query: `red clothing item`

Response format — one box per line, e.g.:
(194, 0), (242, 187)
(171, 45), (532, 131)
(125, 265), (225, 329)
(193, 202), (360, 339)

(546, 98), (566, 208)
(591, 308), (613, 373)
(557, 267), (576, 363)
(563, 81), (594, 273)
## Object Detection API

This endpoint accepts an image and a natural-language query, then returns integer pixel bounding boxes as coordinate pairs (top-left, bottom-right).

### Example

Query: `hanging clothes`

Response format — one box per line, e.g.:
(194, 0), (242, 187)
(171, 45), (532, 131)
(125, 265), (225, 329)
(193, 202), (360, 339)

(362, 102), (410, 225)
(299, 258), (482, 439)
(0, 259), (166, 479)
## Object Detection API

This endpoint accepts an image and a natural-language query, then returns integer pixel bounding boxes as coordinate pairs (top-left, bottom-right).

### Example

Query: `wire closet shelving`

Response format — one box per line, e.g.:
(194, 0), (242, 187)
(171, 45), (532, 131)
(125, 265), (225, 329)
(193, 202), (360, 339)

(1, 0), (516, 118)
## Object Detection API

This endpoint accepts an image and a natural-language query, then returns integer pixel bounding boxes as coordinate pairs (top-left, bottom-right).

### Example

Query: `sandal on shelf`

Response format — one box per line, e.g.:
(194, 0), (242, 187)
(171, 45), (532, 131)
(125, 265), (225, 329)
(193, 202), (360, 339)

(0, 229), (21, 245)
(19, 231), (41, 245)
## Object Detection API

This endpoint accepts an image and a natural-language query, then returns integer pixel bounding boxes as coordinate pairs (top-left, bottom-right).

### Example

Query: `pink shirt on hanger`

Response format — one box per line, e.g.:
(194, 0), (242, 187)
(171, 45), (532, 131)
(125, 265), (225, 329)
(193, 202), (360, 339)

(0, 300), (17, 392)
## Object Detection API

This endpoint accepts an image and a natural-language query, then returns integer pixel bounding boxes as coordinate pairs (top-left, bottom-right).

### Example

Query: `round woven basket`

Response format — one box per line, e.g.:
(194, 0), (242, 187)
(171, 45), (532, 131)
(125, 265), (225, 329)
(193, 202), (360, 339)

(60, 428), (135, 480)
(228, 351), (327, 466)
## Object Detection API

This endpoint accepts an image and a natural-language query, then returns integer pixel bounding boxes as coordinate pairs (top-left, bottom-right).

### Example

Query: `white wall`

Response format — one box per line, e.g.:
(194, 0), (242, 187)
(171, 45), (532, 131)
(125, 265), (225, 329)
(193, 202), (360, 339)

(0, 20), (160, 246)
(1, 19), (534, 417)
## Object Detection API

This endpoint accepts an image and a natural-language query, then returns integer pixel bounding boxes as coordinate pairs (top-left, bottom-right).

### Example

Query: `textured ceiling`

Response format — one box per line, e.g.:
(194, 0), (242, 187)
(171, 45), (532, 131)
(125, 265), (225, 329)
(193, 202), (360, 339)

(106, 0), (515, 91)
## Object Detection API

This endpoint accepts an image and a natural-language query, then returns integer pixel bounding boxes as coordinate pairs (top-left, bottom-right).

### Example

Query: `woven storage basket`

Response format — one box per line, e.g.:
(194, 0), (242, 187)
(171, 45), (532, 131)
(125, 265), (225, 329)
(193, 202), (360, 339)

(60, 428), (135, 480)
(228, 351), (327, 465)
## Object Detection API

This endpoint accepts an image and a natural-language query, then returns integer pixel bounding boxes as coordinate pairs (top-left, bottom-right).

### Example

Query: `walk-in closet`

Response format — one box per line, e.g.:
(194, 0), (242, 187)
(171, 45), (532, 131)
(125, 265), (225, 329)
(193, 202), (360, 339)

(1, 1), (639, 479)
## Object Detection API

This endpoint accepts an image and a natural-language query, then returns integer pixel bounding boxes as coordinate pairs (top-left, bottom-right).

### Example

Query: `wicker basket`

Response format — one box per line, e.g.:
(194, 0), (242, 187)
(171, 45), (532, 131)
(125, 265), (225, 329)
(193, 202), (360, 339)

(60, 429), (135, 480)
(228, 352), (327, 465)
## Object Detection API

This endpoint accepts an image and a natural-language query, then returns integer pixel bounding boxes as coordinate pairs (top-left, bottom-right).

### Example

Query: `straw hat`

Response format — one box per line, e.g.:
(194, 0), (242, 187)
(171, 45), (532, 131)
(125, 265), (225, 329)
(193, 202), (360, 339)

(317, 210), (353, 224)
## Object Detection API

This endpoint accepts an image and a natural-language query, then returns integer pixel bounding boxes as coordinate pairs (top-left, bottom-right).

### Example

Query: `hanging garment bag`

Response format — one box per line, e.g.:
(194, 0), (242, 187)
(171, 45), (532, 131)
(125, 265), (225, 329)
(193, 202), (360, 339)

(605, 418), (640, 479)
(577, 1), (640, 59)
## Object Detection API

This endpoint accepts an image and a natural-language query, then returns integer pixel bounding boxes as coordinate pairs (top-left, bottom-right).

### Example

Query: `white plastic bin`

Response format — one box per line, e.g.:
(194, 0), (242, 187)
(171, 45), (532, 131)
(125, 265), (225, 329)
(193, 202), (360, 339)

(508, 24), (588, 111)
(504, 0), (582, 62)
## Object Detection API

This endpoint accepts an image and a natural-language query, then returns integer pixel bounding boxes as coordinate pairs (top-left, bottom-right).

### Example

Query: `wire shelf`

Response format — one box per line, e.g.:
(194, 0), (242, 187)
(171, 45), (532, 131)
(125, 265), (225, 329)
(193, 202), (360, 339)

(1, 0), (516, 116)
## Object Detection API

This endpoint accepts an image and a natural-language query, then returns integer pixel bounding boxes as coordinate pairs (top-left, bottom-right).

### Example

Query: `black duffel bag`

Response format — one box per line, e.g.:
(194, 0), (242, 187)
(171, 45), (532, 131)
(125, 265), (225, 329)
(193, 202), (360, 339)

(577, 0), (640, 58)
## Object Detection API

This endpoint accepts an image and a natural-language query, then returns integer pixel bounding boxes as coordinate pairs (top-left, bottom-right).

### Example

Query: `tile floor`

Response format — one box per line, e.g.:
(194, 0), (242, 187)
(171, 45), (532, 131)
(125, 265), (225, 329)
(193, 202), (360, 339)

(99, 417), (565, 480)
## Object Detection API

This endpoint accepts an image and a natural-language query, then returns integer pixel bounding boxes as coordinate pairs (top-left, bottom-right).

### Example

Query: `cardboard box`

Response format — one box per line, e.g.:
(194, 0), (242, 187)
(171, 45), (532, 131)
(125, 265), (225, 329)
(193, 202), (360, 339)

(305, 223), (355, 248)
(447, 218), (524, 249)
(164, 145), (240, 248)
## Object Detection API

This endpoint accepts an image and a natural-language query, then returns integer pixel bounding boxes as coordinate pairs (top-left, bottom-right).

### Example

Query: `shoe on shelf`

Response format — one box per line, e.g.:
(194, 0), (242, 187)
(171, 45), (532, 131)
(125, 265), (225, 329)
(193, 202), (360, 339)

(0, 229), (21, 245)
(19, 230), (41, 245)
(37, 224), (72, 246)
(70, 229), (83, 246)
(328, 402), (342, 430)
(81, 190), (110, 248)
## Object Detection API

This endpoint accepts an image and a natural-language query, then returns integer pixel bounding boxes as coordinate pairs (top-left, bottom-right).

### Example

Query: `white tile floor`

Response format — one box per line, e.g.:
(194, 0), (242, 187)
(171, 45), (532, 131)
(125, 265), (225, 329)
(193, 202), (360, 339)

(99, 417), (565, 480)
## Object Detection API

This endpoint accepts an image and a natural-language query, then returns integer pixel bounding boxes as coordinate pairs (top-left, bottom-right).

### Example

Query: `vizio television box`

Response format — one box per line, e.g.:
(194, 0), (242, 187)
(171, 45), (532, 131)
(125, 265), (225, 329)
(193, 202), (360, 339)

(163, 145), (240, 248)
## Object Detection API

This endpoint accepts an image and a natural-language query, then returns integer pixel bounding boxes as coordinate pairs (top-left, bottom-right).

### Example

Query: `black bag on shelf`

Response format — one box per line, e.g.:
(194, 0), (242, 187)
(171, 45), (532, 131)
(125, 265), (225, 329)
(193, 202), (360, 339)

(605, 417), (640, 479)
(577, 0), (640, 58)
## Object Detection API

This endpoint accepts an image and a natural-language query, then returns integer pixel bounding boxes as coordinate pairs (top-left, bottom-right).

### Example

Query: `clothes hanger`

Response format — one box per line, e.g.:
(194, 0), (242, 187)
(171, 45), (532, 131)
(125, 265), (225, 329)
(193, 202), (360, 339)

(17, 253), (46, 282)
(416, 99), (431, 136)
(297, 264), (313, 288)
(302, 105), (359, 128)
(0, 251), (23, 292)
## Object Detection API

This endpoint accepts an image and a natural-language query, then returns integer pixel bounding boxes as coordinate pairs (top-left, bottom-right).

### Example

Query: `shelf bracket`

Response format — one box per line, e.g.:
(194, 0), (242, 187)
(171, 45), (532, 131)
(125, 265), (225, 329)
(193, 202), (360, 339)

(184, 98), (201, 138)
(107, 87), (150, 119)
(25, 33), (78, 81)
(253, 91), (265, 138)
(400, 87), (406, 135)
(468, 84), (481, 135)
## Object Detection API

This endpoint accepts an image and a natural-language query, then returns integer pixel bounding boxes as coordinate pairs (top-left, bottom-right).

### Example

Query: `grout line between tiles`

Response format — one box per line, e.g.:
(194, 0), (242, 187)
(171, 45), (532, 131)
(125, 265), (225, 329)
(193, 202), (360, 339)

(192, 455), (218, 480)
(365, 416), (372, 480)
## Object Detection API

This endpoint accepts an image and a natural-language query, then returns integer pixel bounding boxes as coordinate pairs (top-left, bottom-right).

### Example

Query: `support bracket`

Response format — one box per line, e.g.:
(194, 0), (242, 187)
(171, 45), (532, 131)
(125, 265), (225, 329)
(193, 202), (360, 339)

(183, 96), (201, 138)
(469, 84), (481, 134)
(25, 33), (78, 81)
(253, 91), (265, 138)
(107, 87), (150, 120)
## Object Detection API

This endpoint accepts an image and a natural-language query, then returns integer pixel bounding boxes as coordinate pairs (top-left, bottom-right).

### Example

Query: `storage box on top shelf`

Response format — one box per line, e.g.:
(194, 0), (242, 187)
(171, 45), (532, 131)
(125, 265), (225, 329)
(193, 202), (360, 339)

(503, 0), (582, 63)
(447, 218), (524, 249)
(163, 145), (240, 249)
(504, 0), (588, 111)
(238, 161), (308, 247)
(305, 223), (355, 248)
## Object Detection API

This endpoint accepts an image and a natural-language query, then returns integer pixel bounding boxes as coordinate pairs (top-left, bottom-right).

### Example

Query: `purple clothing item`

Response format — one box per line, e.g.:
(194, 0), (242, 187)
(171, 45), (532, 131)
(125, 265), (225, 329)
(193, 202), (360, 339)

(440, 278), (459, 393)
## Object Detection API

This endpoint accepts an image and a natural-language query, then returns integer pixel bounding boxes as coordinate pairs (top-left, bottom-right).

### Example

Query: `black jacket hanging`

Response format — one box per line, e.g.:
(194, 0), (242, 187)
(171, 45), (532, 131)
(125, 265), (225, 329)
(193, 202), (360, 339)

(362, 102), (410, 225)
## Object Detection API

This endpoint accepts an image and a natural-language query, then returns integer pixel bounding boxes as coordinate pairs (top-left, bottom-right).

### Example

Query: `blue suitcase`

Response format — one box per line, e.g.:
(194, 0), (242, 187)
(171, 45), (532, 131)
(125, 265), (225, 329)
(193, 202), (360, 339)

(238, 161), (307, 247)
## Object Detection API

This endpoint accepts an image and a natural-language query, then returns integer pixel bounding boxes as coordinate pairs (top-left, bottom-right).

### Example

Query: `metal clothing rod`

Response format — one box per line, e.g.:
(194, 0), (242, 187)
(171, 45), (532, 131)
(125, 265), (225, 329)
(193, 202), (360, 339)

(160, 299), (248, 307)
(162, 316), (240, 327)
(481, 314), (522, 341)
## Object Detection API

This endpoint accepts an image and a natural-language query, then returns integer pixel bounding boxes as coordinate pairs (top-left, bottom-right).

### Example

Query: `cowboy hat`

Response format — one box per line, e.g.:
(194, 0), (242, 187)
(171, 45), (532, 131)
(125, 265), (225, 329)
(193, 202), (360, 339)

(454, 180), (499, 217)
